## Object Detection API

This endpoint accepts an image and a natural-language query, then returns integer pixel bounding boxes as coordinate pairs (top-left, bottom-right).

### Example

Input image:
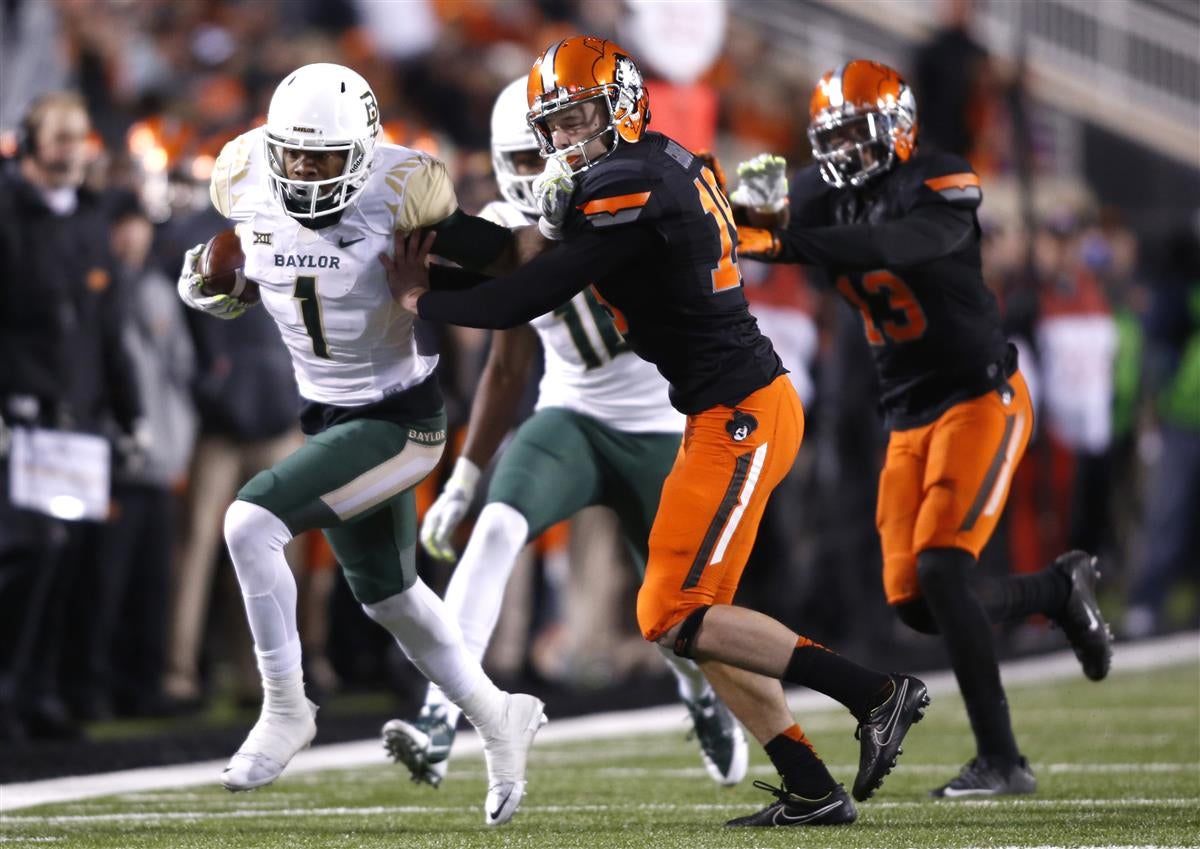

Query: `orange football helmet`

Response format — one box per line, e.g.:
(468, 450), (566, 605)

(808, 60), (917, 188)
(526, 35), (650, 173)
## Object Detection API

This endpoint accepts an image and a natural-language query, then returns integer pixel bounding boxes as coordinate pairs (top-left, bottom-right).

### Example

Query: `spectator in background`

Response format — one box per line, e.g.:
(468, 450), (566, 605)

(0, 91), (144, 741)
(914, 0), (988, 161)
(61, 194), (197, 719)
(1126, 224), (1200, 638)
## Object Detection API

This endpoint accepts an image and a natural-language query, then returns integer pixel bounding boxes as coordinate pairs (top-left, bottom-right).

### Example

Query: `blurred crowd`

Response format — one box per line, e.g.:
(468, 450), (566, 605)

(0, 0), (1196, 744)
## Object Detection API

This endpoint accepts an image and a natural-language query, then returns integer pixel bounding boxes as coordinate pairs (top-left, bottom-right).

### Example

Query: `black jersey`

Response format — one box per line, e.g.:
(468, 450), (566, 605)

(419, 132), (784, 415)
(741, 149), (1012, 429)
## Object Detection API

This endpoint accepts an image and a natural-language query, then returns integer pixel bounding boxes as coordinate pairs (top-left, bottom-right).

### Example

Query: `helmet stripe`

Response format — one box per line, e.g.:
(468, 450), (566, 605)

(828, 62), (847, 108)
(540, 40), (564, 95)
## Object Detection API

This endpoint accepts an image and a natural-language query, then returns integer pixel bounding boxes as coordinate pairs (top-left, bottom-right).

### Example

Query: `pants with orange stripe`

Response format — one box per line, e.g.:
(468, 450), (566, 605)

(877, 371), (1034, 606)
(637, 376), (803, 642)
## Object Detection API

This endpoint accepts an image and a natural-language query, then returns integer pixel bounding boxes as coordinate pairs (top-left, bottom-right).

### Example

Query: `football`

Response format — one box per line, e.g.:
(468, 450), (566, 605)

(199, 228), (259, 303)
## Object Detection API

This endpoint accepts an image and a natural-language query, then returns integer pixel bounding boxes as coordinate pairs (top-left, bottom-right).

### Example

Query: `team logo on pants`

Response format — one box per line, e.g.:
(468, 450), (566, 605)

(726, 411), (758, 442)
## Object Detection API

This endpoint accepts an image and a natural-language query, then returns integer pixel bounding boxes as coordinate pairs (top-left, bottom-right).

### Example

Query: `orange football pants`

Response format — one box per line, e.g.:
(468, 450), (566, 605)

(637, 375), (804, 641)
(877, 370), (1034, 605)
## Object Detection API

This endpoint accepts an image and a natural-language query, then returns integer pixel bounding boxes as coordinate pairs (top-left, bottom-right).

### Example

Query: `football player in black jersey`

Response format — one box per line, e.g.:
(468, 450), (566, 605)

(383, 37), (932, 826)
(734, 60), (1114, 797)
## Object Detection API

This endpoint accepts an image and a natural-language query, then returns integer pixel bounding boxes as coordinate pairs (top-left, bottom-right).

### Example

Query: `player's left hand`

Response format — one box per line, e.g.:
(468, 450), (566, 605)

(380, 229), (436, 314)
(730, 153), (789, 214)
(533, 155), (575, 239)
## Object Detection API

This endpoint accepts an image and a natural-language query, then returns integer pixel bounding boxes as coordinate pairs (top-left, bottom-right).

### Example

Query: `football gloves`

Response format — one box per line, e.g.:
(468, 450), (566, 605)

(419, 457), (481, 562)
(532, 155), (575, 240)
(176, 243), (248, 320)
(730, 153), (790, 214)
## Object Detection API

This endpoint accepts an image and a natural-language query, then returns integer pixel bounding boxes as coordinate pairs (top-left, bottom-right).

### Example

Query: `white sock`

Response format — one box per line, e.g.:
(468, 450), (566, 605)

(363, 580), (504, 729)
(657, 644), (712, 703)
(259, 662), (307, 716)
(426, 502), (529, 727)
(224, 500), (300, 676)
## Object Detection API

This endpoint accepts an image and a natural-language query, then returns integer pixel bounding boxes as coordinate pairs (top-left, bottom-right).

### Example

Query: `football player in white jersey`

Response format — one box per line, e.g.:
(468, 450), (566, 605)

(175, 64), (548, 826)
(380, 78), (748, 789)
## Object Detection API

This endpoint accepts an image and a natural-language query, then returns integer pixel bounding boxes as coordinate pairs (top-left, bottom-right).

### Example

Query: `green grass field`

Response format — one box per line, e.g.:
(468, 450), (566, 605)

(4, 658), (1198, 849)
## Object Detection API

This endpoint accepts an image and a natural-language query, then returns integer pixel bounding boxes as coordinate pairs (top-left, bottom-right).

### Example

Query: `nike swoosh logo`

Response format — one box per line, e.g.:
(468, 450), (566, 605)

(941, 785), (998, 798)
(1083, 602), (1100, 632)
(338, 236), (365, 248)
(773, 799), (842, 824)
(488, 787), (513, 822)
(872, 678), (909, 745)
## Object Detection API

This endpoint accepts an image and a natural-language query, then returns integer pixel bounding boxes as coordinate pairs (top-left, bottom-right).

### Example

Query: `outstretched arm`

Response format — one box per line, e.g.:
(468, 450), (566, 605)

(738, 203), (976, 270)
(382, 226), (658, 329)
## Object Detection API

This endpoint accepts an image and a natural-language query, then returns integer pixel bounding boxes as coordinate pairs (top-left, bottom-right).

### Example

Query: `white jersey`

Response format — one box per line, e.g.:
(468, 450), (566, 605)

(209, 128), (458, 406)
(480, 200), (682, 434)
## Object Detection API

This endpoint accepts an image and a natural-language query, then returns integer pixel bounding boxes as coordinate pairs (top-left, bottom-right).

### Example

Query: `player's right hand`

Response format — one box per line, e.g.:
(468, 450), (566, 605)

(730, 153), (790, 214)
(532, 155), (575, 239)
(419, 457), (481, 561)
(176, 244), (247, 319)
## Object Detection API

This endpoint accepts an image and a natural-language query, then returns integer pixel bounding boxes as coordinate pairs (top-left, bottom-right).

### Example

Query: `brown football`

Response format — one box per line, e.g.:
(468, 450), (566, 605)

(199, 228), (259, 303)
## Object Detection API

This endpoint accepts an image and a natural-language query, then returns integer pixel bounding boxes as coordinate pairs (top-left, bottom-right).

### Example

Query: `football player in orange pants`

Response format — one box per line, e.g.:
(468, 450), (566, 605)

(384, 37), (931, 826)
(733, 60), (1114, 797)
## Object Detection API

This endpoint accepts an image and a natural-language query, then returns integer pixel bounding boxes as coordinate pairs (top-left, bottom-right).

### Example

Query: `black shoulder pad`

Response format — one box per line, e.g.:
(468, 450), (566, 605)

(569, 159), (664, 232)
(904, 150), (982, 210)
(788, 165), (836, 227)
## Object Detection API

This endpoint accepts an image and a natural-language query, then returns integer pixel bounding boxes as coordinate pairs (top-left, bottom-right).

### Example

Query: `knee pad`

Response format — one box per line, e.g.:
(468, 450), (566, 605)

(671, 605), (711, 659)
(894, 598), (940, 635)
(223, 500), (292, 594)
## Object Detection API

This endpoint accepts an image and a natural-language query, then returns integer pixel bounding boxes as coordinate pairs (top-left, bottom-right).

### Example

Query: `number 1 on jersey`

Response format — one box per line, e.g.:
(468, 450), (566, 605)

(693, 166), (741, 293)
(294, 275), (331, 359)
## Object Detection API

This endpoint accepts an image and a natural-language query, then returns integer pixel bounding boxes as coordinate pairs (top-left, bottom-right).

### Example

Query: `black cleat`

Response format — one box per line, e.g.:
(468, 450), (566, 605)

(931, 756), (1037, 798)
(1052, 551), (1113, 681)
(725, 780), (857, 827)
(852, 673), (930, 801)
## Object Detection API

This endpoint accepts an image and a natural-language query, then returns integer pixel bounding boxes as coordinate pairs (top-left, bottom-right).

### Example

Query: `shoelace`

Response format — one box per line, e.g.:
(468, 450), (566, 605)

(950, 758), (987, 786)
(749, 779), (790, 803)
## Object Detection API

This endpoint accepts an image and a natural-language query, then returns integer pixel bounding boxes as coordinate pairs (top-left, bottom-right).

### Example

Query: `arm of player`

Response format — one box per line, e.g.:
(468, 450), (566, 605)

(383, 226), (658, 329)
(419, 325), (539, 560)
(397, 156), (554, 274)
(737, 203), (976, 270)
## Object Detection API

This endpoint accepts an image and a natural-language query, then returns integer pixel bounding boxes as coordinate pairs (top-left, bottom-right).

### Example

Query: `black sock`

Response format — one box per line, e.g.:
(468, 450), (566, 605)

(783, 638), (893, 721)
(764, 727), (835, 798)
(975, 568), (1071, 623)
(918, 548), (1020, 765)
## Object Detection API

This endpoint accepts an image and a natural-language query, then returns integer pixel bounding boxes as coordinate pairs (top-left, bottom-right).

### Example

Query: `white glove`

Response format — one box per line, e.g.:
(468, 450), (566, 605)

(729, 153), (790, 214)
(532, 155), (575, 239)
(419, 457), (481, 562)
(176, 243), (247, 320)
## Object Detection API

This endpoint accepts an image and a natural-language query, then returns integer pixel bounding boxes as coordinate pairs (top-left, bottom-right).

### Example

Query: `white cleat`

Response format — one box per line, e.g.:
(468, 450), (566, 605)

(221, 699), (318, 791)
(480, 692), (547, 826)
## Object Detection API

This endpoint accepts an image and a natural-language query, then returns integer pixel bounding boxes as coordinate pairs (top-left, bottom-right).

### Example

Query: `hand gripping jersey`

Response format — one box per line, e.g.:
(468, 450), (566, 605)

(479, 199), (682, 433)
(563, 132), (784, 414)
(209, 128), (457, 405)
(750, 149), (1011, 429)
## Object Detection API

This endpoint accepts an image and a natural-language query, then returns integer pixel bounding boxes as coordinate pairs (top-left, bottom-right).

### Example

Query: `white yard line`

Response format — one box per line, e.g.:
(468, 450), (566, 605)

(2, 631), (1196, 812)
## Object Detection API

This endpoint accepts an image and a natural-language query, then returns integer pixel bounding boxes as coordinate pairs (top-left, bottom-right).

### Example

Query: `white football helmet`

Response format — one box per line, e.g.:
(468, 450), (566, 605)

(264, 63), (381, 219)
(490, 77), (541, 216)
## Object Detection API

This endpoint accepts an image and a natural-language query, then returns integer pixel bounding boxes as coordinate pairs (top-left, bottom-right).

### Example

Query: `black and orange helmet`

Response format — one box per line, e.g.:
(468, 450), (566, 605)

(526, 35), (650, 173)
(808, 60), (917, 188)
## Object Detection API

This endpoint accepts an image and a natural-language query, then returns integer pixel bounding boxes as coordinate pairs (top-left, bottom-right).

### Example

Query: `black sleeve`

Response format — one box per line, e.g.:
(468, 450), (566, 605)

(771, 202), (975, 269)
(429, 264), (490, 291)
(419, 227), (659, 329)
(427, 209), (514, 271)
